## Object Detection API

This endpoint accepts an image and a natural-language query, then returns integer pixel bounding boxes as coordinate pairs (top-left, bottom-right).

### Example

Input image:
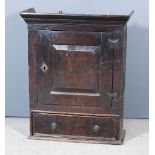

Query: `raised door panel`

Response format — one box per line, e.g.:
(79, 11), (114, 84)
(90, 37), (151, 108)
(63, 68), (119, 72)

(50, 31), (101, 97)
(51, 44), (100, 96)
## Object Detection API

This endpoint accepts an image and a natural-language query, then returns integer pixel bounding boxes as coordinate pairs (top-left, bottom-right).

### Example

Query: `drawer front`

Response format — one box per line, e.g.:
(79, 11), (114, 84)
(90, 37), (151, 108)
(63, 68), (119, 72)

(32, 112), (117, 139)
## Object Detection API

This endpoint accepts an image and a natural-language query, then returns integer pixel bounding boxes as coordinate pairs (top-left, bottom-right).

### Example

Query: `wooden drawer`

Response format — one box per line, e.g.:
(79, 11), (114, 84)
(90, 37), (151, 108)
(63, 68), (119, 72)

(32, 112), (117, 140)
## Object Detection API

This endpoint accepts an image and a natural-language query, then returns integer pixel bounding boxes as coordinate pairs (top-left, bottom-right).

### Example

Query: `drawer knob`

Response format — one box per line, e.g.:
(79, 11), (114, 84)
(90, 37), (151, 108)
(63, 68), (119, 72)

(51, 122), (57, 131)
(93, 125), (100, 133)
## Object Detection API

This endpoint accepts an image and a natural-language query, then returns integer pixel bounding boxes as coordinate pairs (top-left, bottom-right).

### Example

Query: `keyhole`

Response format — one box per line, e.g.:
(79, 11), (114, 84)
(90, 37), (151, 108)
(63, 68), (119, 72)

(43, 66), (46, 71)
(40, 62), (48, 73)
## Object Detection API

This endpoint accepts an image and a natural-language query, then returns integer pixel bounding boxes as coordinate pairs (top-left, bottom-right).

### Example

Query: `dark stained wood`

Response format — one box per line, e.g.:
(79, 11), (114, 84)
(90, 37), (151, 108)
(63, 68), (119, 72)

(20, 8), (132, 145)
(51, 31), (101, 45)
(28, 30), (39, 105)
(28, 24), (124, 32)
(32, 112), (117, 139)
(20, 8), (133, 25)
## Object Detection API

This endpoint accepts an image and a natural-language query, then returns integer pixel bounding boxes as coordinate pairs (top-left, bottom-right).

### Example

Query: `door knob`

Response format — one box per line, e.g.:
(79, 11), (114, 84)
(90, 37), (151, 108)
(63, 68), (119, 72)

(93, 125), (100, 133)
(51, 122), (57, 131)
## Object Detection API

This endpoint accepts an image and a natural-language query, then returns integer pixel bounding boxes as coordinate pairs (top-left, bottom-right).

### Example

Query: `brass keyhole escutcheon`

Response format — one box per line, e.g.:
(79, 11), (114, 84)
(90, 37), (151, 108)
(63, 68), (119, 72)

(40, 62), (48, 73)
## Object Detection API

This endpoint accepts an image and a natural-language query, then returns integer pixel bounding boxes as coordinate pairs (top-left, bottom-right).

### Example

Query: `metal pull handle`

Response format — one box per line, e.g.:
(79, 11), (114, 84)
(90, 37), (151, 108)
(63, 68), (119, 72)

(51, 122), (57, 131)
(93, 125), (100, 133)
(40, 62), (48, 73)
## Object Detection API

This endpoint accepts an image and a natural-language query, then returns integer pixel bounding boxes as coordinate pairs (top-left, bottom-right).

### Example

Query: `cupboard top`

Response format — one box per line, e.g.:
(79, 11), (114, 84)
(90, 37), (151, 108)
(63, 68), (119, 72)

(20, 8), (134, 25)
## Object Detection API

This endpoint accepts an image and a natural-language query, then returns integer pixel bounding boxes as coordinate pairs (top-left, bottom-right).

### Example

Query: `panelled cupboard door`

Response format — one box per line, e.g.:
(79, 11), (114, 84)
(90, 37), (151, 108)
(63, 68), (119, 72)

(37, 30), (123, 108)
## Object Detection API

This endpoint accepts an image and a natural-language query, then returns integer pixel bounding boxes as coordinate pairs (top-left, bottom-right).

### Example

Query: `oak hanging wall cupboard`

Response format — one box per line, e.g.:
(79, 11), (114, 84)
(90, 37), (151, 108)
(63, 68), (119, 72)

(20, 8), (133, 144)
